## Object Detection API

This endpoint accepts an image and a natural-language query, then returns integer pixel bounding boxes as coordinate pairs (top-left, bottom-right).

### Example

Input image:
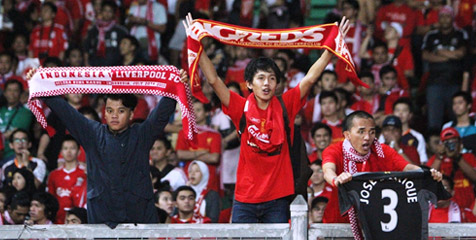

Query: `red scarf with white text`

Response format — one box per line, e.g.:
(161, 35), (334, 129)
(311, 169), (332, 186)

(243, 94), (285, 154)
(186, 19), (367, 103)
(28, 65), (197, 141)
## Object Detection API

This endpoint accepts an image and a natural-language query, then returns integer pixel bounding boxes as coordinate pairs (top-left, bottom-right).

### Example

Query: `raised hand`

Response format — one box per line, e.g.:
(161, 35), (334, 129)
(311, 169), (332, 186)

(182, 12), (194, 36)
(338, 16), (350, 38)
(179, 69), (189, 84)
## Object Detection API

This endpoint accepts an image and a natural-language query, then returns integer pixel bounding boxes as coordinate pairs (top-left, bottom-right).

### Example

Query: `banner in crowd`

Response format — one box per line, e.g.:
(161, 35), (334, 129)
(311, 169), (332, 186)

(186, 19), (368, 103)
(28, 65), (197, 141)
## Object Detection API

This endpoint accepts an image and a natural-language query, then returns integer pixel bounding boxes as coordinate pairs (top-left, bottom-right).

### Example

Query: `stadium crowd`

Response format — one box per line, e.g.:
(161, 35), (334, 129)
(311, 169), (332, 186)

(0, 0), (475, 226)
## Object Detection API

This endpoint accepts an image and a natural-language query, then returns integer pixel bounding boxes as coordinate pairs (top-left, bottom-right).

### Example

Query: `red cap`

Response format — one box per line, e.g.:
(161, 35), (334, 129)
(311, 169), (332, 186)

(440, 127), (460, 141)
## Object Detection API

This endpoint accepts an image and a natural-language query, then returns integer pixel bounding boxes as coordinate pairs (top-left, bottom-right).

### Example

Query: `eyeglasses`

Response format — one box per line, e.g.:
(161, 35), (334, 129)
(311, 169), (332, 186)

(13, 138), (28, 144)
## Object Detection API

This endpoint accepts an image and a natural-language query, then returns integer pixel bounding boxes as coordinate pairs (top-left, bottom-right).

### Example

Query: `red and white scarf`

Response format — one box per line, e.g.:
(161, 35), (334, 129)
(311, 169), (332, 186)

(243, 94), (285, 154)
(131, 0), (158, 62)
(186, 19), (368, 103)
(28, 65), (197, 141)
(342, 138), (385, 240)
(96, 20), (116, 57)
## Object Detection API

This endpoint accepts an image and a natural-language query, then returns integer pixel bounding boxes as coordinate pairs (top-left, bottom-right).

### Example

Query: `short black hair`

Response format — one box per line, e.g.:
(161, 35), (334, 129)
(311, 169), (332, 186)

(43, 56), (63, 67)
(31, 192), (59, 222)
(311, 122), (332, 138)
(155, 135), (172, 150)
(192, 97), (212, 112)
(335, 88), (352, 107)
(78, 106), (101, 122)
(372, 41), (388, 51)
(359, 71), (374, 82)
(101, 0), (117, 12)
(67, 207), (88, 224)
(42, 2), (57, 14)
(452, 91), (472, 106)
(273, 56), (288, 73)
(311, 196), (329, 209)
(62, 135), (80, 149)
(9, 128), (30, 143)
(244, 57), (282, 84)
(104, 94), (138, 110)
(8, 191), (31, 210)
(319, 91), (338, 104)
(4, 79), (24, 94)
(379, 65), (397, 79)
(310, 159), (323, 167)
(226, 81), (244, 97)
(319, 70), (338, 82)
(442, 175), (454, 191)
(342, 0), (360, 10)
(173, 185), (196, 201)
(343, 110), (374, 132)
(393, 97), (413, 112)
(121, 35), (140, 50)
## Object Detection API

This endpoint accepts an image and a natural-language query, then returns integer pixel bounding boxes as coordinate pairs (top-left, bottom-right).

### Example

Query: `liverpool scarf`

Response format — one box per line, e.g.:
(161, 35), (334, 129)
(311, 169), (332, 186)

(186, 19), (368, 103)
(28, 65), (197, 141)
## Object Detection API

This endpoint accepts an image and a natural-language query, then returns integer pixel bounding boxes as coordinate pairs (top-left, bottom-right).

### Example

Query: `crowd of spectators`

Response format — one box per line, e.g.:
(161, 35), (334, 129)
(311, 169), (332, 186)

(0, 0), (475, 225)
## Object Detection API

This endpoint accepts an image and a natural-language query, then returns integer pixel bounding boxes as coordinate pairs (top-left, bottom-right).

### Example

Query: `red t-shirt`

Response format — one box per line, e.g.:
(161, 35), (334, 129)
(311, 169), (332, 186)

(401, 144), (420, 166)
(176, 127), (222, 193)
(375, 3), (417, 45)
(389, 45), (413, 91)
(427, 154), (476, 209)
(321, 141), (409, 223)
(170, 214), (211, 223)
(313, 182), (333, 201)
(350, 95), (380, 115)
(47, 166), (86, 224)
(71, 183), (87, 209)
(222, 86), (306, 203)
(29, 24), (68, 60)
(462, 200), (476, 222)
(321, 119), (344, 144)
(428, 202), (461, 223)
(416, 8), (439, 27)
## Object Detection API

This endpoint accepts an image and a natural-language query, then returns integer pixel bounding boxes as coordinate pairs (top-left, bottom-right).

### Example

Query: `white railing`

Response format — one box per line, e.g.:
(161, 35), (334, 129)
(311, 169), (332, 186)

(1, 195), (476, 239)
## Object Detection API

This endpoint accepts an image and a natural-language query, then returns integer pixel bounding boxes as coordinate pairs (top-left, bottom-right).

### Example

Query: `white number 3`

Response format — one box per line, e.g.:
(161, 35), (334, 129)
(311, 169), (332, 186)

(381, 189), (398, 232)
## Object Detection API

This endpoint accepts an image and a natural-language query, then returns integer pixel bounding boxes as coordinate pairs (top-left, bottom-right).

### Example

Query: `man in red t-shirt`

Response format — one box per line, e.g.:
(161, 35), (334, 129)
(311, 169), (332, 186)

(322, 111), (442, 227)
(170, 186), (211, 224)
(183, 14), (352, 223)
(176, 100), (221, 193)
(28, 2), (68, 62)
(427, 127), (476, 210)
(47, 136), (86, 224)
(320, 91), (345, 144)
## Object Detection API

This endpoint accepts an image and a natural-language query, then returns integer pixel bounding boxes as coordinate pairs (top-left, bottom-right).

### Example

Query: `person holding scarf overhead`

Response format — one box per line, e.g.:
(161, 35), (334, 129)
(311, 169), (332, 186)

(188, 160), (220, 223)
(84, 1), (128, 66)
(183, 14), (351, 223)
(127, 0), (167, 64)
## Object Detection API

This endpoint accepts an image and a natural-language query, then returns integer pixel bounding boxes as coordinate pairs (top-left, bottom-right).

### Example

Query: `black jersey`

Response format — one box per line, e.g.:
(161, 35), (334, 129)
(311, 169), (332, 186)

(338, 170), (450, 240)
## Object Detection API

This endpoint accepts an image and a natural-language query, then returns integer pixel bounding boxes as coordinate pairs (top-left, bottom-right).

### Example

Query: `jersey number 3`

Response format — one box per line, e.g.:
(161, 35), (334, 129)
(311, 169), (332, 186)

(380, 189), (398, 232)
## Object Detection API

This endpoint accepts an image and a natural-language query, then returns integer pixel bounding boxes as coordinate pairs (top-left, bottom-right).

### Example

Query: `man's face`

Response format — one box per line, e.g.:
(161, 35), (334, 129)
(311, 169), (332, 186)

(320, 73), (337, 92)
(67, 49), (83, 66)
(29, 200), (46, 222)
(65, 214), (82, 224)
(381, 72), (397, 89)
(40, 6), (55, 22)
(0, 55), (12, 75)
(393, 104), (411, 125)
(193, 102), (207, 124)
(9, 132), (31, 155)
(247, 70), (278, 104)
(313, 128), (331, 151)
(4, 83), (21, 105)
(427, 135), (441, 155)
(310, 164), (324, 186)
(65, 94), (83, 105)
(358, 77), (375, 95)
(150, 140), (168, 162)
(341, 3), (357, 19)
(443, 138), (461, 158)
(9, 205), (29, 224)
(61, 140), (79, 163)
(310, 202), (327, 223)
(381, 126), (402, 144)
(320, 97), (338, 118)
(344, 117), (376, 155)
(104, 98), (133, 132)
(373, 46), (388, 64)
(452, 96), (470, 117)
(439, 14), (453, 30)
(119, 38), (134, 56)
(12, 36), (27, 54)
(175, 190), (195, 214)
(101, 5), (114, 22)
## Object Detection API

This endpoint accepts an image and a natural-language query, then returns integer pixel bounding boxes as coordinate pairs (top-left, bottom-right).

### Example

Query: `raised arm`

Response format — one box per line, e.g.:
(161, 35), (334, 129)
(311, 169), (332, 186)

(183, 13), (231, 107)
(299, 17), (350, 99)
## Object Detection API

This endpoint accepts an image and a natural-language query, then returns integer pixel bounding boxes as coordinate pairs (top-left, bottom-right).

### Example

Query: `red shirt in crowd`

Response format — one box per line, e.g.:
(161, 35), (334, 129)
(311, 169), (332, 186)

(322, 141), (409, 223)
(170, 214), (211, 224)
(416, 8), (439, 28)
(350, 95), (380, 115)
(375, 2), (417, 45)
(321, 119), (344, 144)
(222, 86), (305, 203)
(427, 153), (476, 209)
(176, 126), (222, 193)
(389, 44), (413, 91)
(428, 201), (461, 223)
(47, 166), (86, 224)
(29, 23), (68, 60)
(462, 200), (476, 222)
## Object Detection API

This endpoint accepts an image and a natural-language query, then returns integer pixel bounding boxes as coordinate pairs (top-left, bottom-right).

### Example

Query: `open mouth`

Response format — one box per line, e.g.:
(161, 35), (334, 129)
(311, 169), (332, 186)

(262, 89), (270, 95)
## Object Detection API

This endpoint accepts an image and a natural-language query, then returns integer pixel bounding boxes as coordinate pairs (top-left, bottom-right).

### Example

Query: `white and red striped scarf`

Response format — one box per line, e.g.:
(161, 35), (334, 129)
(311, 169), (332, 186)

(131, 0), (158, 62)
(96, 20), (116, 57)
(28, 65), (197, 141)
(186, 19), (368, 103)
(342, 138), (385, 240)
